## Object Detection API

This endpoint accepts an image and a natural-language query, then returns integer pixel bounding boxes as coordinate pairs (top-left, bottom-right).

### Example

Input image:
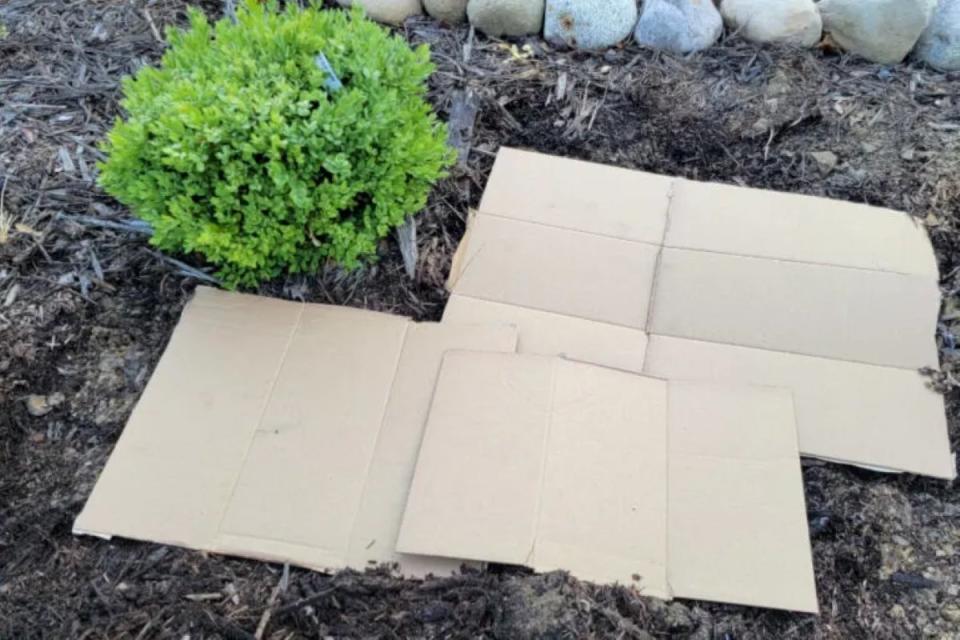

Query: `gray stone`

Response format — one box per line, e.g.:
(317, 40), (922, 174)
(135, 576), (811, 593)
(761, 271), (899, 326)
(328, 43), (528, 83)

(544, 0), (638, 49)
(467, 0), (545, 36)
(634, 0), (722, 54)
(335, 0), (423, 25)
(941, 603), (960, 623)
(810, 150), (839, 173)
(720, 0), (822, 47)
(916, 0), (960, 70)
(819, 0), (937, 64)
(425, 0), (468, 23)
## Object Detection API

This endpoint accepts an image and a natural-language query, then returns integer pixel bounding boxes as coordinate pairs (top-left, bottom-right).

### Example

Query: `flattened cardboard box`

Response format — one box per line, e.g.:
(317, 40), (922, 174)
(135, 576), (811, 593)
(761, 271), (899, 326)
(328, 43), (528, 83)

(444, 148), (954, 479)
(74, 286), (518, 575)
(397, 352), (818, 613)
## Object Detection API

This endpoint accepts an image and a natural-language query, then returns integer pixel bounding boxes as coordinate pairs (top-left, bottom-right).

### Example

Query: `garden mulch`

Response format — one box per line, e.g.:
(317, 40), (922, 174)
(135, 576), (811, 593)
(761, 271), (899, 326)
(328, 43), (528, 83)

(1, 1), (959, 638)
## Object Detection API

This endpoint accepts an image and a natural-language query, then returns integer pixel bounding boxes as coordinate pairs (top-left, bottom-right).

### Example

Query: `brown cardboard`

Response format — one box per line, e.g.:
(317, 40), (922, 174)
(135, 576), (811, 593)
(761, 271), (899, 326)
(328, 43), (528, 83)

(451, 213), (659, 327)
(444, 147), (952, 478)
(443, 294), (648, 373)
(666, 381), (817, 612)
(648, 248), (941, 369)
(397, 351), (817, 612)
(666, 178), (937, 275)
(74, 286), (518, 575)
(644, 335), (955, 479)
(479, 147), (672, 243)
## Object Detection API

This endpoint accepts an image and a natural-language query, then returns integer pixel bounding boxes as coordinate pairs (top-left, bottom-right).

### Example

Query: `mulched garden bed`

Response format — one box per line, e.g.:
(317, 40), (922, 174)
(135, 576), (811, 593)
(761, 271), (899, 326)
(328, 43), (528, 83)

(1, 1), (959, 637)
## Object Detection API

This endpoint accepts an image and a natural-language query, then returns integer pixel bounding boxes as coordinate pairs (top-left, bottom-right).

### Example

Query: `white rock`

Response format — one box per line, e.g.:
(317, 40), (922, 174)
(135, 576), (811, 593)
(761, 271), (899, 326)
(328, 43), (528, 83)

(336, 0), (423, 25)
(467, 0), (545, 36)
(916, 0), (960, 70)
(635, 0), (722, 54)
(425, 0), (468, 23)
(819, 0), (937, 64)
(720, 0), (822, 47)
(544, 0), (638, 49)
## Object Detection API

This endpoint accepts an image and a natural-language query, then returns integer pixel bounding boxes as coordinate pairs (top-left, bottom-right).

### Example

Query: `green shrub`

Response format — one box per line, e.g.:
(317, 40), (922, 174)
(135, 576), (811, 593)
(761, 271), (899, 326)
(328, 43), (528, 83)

(98, 1), (453, 287)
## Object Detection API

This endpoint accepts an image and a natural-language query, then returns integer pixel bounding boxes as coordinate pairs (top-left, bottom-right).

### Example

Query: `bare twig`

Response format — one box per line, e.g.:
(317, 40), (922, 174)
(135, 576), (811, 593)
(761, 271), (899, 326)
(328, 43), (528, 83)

(56, 212), (153, 234)
(0, 175), (11, 244)
(142, 8), (162, 43)
(146, 250), (221, 285)
(396, 216), (418, 280)
(224, 0), (238, 24)
(254, 564), (289, 640)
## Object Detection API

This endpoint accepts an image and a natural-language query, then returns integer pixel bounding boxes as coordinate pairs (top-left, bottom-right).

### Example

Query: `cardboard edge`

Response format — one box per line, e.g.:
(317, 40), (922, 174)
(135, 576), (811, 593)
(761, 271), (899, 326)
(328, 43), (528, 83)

(446, 209), (478, 292)
(783, 391), (821, 616)
(71, 527), (113, 541)
(804, 453), (957, 482)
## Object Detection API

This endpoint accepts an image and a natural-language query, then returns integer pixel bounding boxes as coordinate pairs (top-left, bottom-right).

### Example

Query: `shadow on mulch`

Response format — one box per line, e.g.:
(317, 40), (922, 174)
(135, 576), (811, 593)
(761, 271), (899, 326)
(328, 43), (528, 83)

(1, 2), (959, 638)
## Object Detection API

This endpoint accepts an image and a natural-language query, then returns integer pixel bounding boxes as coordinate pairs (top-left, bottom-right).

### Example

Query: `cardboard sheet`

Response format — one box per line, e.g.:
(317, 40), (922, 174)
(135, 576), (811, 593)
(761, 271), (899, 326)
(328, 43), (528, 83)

(479, 146), (672, 243)
(397, 351), (817, 612)
(444, 147), (953, 479)
(74, 286), (518, 575)
(649, 248), (941, 369)
(665, 178), (938, 275)
(450, 213), (660, 328)
(644, 336), (955, 479)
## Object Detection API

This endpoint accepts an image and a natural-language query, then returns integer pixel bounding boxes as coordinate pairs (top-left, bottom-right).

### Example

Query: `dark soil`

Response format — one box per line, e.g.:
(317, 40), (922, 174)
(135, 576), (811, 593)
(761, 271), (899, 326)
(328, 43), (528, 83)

(2, 2), (960, 638)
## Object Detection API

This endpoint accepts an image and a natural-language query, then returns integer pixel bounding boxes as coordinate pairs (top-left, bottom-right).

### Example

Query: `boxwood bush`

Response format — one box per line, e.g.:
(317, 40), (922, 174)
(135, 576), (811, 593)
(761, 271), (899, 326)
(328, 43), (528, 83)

(98, 1), (453, 287)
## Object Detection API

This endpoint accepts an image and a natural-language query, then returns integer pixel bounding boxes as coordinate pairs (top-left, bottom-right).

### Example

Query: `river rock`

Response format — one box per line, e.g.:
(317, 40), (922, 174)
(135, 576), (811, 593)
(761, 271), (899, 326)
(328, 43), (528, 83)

(915, 0), (960, 70)
(425, 0), (468, 23)
(720, 0), (822, 47)
(335, 0), (423, 25)
(467, 0), (545, 36)
(819, 0), (937, 64)
(635, 0), (722, 54)
(544, 0), (638, 49)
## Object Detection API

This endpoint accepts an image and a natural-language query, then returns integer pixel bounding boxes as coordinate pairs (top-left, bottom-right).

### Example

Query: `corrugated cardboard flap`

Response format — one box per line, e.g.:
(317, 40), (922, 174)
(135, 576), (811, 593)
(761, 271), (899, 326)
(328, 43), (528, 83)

(397, 351), (818, 612)
(75, 286), (519, 576)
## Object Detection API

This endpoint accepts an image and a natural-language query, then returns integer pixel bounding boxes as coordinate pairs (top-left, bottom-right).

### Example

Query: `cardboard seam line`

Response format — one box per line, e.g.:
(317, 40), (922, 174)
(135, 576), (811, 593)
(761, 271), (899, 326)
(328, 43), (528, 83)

(645, 329), (938, 373)
(342, 320), (413, 562)
(453, 290), (654, 331)
(451, 293), (652, 334)
(476, 210), (667, 250)
(659, 244), (940, 278)
(663, 381), (675, 600)
(642, 179), (677, 334)
(211, 301), (307, 543)
(785, 391), (821, 615)
(524, 358), (560, 568)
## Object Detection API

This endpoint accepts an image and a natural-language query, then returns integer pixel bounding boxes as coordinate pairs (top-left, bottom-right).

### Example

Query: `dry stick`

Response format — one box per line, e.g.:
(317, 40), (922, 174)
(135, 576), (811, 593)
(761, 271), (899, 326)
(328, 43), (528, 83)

(142, 8), (162, 43)
(56, 212), (153, 234)
(224, 0), (238, 23)
(0, 175), (10, 243)
(146, 250), (221, 285)
(254, 564), (290, 640)
(54, 213), (220, 284)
